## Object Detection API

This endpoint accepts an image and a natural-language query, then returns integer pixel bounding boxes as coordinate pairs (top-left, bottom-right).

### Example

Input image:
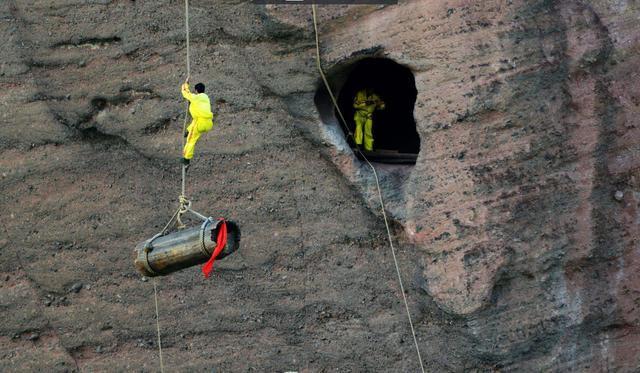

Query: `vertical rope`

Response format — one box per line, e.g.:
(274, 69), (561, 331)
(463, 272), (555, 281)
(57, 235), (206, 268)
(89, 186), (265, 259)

(181, 0), (191, 198)
(185, 0), (190, 77)
(153, 278), (165, 373)
(311, 6), (425, 373)
(151, 3), (190, 372)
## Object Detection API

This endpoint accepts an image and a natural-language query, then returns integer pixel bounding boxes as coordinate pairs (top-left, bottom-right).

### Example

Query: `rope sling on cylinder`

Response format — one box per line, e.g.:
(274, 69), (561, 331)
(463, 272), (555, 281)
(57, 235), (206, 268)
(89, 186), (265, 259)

(311, 5), (426, 373)
(134, 0), (240, 280)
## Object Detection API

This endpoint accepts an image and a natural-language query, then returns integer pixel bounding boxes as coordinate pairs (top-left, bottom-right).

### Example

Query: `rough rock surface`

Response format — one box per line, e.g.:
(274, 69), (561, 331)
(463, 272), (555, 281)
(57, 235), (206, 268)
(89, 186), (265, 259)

(1, 0), (639, 371)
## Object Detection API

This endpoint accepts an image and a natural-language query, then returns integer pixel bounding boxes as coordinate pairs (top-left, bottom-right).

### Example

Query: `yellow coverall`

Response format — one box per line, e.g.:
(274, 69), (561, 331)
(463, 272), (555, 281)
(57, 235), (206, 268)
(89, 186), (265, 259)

(181, 83), (214, 160)
(353, 89), (385, 151)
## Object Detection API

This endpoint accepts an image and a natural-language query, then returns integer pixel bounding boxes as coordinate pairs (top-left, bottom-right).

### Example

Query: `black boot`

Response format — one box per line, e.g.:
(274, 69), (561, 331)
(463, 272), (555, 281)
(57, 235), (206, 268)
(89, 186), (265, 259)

(180, 157), (190, 171)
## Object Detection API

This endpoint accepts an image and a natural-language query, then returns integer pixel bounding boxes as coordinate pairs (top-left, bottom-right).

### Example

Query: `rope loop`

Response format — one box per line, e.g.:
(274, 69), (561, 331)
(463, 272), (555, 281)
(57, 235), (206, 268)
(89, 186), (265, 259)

(179, 195), (191, 212)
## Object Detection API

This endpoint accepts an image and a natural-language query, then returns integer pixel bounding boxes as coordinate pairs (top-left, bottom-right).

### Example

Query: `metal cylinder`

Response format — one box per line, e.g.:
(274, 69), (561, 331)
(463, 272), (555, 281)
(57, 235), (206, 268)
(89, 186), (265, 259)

(134, 219), (240, 277)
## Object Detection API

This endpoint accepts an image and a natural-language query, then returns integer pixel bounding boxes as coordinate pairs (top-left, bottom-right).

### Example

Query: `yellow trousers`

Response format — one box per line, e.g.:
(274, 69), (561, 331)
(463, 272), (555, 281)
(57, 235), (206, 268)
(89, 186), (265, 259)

(354, 111), (374, 151)
(183, 118), (213, 160)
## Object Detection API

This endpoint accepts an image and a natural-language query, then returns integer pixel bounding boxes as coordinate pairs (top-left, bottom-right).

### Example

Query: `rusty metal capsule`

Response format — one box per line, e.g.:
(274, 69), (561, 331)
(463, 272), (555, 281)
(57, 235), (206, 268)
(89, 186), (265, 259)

(134, 219), (240, 277)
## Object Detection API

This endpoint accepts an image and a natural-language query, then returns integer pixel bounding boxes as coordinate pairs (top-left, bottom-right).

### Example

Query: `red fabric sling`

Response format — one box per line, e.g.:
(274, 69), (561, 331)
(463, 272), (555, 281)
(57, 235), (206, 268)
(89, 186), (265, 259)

(202, 219), (227, 278)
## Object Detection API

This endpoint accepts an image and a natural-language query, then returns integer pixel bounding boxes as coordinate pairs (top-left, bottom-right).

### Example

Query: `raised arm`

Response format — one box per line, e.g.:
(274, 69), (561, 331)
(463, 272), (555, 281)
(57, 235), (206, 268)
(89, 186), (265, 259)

(181, 83), (194, 102)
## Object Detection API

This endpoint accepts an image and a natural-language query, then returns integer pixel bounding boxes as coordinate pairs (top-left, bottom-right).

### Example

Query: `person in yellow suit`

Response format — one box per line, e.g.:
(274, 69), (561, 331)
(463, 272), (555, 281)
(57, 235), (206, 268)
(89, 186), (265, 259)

(181, 81), (214, 168)
(353, 89), (385, 151)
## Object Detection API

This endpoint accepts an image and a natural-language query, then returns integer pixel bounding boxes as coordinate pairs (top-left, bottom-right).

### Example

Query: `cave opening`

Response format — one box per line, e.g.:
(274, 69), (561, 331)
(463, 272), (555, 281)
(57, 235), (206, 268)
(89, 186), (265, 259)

(328, 58), (420, 164)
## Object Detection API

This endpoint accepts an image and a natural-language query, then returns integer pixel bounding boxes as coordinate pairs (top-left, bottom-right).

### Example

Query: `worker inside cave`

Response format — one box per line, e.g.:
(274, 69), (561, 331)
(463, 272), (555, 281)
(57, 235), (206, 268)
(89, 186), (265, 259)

(353, 88), (386, 151)
(181, 81), (214, 169)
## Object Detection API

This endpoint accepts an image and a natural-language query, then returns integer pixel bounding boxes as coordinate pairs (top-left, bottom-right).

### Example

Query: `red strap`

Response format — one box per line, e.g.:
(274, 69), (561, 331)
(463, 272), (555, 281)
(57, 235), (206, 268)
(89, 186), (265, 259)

(202, 219), (227, 278)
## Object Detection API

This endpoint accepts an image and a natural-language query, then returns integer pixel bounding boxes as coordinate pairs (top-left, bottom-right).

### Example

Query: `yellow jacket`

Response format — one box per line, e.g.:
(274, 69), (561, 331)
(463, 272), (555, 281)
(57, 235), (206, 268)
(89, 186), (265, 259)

(181, 83), (214, 128)
(353, 89), (385, 114)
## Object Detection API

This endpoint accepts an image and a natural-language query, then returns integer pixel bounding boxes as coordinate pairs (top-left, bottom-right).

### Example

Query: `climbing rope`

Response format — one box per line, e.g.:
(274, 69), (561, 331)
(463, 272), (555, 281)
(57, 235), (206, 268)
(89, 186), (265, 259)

(181, 0), (190, 201)
(150, 1), (194, 371)
(311, 6), (426, 373)
(153, 278), (164, 373)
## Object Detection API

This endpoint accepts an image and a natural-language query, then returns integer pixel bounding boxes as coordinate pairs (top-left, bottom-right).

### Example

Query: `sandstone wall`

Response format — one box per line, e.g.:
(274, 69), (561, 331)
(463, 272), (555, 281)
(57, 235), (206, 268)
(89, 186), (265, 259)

(1, 0), (638, 371)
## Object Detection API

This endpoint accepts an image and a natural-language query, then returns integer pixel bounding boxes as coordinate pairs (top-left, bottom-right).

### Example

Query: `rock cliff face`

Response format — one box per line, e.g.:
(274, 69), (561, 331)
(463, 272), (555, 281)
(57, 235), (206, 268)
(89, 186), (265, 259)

(1, 0), (638, 371)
